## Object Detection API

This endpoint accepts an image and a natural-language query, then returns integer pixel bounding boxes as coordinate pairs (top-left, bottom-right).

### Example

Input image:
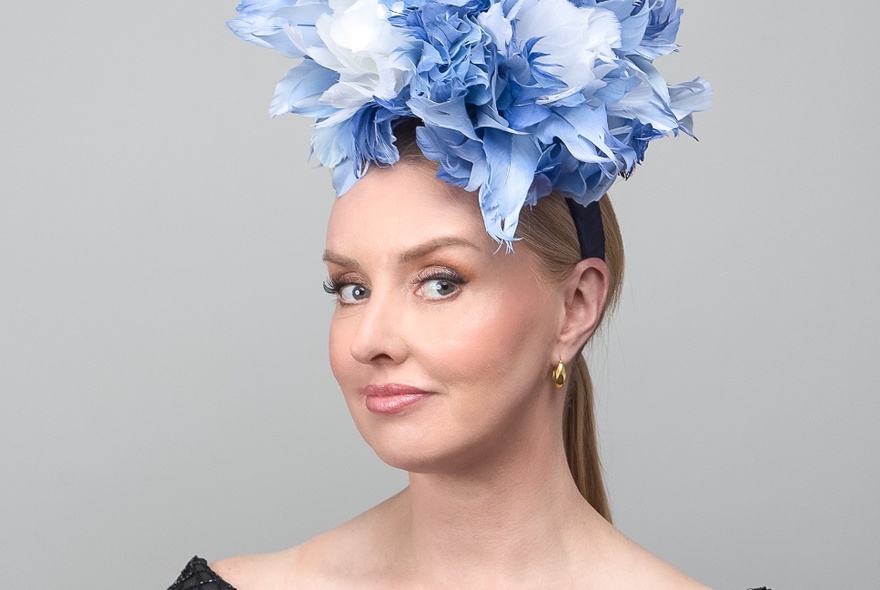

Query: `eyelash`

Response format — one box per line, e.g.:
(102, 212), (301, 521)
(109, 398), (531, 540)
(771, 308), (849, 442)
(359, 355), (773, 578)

(322, 277), (342, 295)
(411, 267), (467, 287)
(323, 276), (362, 299)
(322, 268), (467, 302)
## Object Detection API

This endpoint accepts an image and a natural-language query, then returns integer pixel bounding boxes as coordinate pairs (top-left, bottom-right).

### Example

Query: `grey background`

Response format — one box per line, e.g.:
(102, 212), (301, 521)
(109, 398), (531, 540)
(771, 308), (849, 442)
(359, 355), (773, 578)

(1, 2), (878, 589)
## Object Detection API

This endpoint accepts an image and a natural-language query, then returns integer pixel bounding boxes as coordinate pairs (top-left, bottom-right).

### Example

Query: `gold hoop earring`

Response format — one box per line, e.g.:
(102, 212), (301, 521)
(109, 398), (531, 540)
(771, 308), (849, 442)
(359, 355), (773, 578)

(552, 359), (566, 389)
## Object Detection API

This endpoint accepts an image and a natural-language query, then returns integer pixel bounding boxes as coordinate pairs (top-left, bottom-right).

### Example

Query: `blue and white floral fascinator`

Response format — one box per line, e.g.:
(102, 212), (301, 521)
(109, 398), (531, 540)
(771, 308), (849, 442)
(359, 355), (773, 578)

(229, 0), (711, 246)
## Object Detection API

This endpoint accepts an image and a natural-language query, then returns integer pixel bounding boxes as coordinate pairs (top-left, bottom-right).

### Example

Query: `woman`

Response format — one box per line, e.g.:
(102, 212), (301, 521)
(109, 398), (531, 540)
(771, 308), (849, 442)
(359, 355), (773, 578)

(169, 0), (742, 587)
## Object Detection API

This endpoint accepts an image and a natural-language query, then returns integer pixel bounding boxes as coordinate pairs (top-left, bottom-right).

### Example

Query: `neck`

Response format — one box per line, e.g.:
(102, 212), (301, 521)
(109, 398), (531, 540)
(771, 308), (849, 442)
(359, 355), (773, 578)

(392, 414), (611, 584)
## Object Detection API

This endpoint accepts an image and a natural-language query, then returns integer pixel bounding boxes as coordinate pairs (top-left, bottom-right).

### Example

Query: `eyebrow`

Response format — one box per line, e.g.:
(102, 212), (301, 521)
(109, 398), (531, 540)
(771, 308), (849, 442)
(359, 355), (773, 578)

(322, 236), (480, 268)
(321, 250), (361, 269)
(398, 236), (480, 263)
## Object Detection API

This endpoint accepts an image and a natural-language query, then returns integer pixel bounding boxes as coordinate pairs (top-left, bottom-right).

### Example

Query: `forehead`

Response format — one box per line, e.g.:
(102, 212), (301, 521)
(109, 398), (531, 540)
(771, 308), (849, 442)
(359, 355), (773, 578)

(325, 163), (495, 255)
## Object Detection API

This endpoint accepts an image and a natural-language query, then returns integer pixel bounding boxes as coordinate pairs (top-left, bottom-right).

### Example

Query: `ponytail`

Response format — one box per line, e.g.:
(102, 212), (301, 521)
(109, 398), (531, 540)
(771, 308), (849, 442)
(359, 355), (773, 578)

(563, 355), (611, 521)
(519, 193), (625, 523)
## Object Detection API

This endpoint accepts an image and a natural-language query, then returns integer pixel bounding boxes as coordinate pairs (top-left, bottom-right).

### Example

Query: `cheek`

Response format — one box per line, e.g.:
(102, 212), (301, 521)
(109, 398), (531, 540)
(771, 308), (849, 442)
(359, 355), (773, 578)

(419, 291), (555, 389)
(328, 316), (356, 386)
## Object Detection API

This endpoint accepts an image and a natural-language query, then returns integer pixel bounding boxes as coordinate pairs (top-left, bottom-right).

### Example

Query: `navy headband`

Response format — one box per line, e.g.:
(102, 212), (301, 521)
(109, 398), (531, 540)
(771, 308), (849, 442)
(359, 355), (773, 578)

(566, 199), (606, 260)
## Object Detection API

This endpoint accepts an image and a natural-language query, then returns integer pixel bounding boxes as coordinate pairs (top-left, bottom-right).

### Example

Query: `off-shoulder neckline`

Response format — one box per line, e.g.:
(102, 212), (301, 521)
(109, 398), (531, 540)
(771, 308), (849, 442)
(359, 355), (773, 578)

(171, 554), (771, 590)
(170, 556), (237, 590)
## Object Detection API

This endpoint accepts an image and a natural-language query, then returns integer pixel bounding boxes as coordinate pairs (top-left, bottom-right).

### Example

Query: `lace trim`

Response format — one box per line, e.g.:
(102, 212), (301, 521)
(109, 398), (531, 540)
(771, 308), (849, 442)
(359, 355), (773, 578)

(167, 556), (237, 590)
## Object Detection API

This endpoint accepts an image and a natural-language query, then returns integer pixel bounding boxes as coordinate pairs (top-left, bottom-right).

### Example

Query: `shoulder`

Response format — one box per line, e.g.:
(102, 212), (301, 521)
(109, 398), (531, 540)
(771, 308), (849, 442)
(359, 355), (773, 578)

(209, 548), (300, 590)
(625, 549), (709, 589)
(212, 496), (405, 588)
(589, 527), (710, 590)
(625, 562), (709, 590)
(207, 535), (369, 589)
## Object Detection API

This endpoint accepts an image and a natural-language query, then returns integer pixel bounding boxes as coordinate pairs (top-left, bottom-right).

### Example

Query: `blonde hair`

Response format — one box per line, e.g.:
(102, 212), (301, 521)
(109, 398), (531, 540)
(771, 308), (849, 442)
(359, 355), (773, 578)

(392, 123), (624, 521)
(516, 194), (624, 523)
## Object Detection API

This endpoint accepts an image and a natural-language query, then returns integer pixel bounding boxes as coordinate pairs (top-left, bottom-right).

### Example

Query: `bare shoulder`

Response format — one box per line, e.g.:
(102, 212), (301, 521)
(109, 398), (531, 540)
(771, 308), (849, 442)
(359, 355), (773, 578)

(610, 534), (710, 590)
(291, 492), (407, 580)
(631, 558), (709, 590)
(210, 493), (405, 589)
(210, 547), (300, 590)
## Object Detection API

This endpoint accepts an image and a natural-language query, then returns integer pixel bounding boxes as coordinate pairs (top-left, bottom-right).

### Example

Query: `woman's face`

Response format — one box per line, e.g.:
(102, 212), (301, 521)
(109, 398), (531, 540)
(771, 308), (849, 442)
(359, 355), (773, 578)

(324, 163), (566, 473)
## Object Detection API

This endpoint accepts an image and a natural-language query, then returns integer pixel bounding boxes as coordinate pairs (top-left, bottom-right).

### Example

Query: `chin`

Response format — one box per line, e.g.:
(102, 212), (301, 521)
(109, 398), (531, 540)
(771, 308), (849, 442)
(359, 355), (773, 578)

(370, 441), (481, 475)
(342, 408), (434, 472)
(353, 413), (490, 476)
(352, 413), (443, 471)
(370, 445), (439, 473)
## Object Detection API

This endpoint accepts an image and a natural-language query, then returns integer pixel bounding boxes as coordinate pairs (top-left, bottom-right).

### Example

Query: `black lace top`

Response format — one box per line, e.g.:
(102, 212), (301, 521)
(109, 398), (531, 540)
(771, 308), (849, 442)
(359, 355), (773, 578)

(168, 557), (236, 590)
(168, 555), (770, 590)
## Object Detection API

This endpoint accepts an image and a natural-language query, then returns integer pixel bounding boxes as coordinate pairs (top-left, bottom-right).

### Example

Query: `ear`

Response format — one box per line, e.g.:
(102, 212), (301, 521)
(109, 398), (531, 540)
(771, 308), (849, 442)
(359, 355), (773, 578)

(556, 258), (610, 363)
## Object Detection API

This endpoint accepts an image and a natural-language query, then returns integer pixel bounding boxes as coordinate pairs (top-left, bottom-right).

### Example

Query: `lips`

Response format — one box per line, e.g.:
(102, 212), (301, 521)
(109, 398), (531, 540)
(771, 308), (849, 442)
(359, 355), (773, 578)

(360, 383), (433, 414)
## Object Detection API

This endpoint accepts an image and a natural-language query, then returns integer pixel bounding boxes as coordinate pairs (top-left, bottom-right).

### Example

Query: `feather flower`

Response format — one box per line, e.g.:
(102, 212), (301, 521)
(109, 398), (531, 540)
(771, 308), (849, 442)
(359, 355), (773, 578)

(229, 0), (712, 246)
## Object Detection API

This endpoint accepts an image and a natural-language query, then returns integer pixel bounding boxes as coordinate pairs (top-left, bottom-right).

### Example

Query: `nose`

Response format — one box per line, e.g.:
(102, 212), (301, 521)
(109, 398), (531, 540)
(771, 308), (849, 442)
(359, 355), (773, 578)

(348, 290), (408, 366)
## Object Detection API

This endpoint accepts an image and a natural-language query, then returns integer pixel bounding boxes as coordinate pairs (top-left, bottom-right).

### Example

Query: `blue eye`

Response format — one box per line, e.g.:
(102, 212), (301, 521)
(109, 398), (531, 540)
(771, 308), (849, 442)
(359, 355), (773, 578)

(339, 284), (370, 303)
(420, 279), (458, 299)
(416, 267), (465, 299)
(323, 278), (370, 304)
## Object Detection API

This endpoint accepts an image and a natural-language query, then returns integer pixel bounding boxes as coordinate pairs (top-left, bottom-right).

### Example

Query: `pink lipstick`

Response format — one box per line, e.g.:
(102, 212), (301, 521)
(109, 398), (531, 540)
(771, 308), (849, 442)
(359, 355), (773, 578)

(361, 383), (432, 414)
